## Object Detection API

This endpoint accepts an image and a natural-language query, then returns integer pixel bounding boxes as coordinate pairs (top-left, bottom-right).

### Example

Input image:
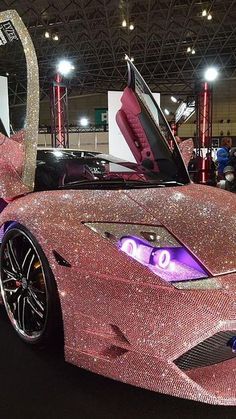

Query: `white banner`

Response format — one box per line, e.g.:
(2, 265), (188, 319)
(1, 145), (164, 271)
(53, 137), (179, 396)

(0, 75), (10, 137)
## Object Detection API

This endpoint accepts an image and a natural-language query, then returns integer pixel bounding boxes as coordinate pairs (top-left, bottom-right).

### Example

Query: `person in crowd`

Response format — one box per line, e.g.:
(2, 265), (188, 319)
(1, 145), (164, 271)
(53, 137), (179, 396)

(229, 147), (236, 172)
(217, 165), (236, 193)
(188, 151), (198, 182)
(206, 152), (217, 186)
(216, 137), (232, 179)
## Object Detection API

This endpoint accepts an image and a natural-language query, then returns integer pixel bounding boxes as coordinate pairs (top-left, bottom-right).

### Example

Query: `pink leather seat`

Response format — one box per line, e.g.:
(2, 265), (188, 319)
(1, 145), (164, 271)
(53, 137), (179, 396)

(116, 87), (159, 172)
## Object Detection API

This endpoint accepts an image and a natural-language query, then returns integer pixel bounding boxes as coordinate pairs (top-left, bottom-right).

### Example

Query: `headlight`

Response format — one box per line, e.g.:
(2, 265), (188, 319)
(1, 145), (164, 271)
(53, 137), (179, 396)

(84, 223), (209, 284)
(119, 235), (208, 283)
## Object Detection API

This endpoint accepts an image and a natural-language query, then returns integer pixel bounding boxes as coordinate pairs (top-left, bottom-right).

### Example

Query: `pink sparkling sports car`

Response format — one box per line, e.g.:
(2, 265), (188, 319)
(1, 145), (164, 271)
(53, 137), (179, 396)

(0, 10), (236, 406)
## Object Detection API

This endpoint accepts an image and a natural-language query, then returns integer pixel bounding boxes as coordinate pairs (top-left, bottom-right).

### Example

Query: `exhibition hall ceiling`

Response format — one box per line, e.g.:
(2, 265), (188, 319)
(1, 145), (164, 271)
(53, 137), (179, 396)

(0, 0), (236, 104)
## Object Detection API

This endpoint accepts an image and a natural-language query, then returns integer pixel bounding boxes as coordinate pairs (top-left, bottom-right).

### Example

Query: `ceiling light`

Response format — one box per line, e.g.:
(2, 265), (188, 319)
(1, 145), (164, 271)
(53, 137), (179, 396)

(171, 96), (178, 103)
(207, 14), (212, 20)
(80, 117), (89, 127)
(164, 109), (170, 116)
(191, 49), (196, 54)
(122, 19), (127, 27)
(202, 9), (207, 17)
(53, 34), (59, 41)
(44, 31), (50, 38)
(124, 54), (129, 60)
(187, 47), (191, 53)
(57, 60), (75, 76)
(129, 24), (134, 30)
(204, 67), (218, 82)
(130, 57), (134, 62)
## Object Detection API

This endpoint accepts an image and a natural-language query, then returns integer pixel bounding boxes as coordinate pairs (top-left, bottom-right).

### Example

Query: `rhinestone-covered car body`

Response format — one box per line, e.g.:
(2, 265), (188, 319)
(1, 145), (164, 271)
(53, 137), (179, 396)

(1, 184), (236, 405)
(0, 9), (236, 406)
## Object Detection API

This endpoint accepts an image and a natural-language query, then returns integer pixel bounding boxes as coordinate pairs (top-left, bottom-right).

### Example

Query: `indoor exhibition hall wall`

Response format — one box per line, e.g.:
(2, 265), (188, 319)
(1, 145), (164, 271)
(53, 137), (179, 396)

(38, 132), (109, 153)
(178, 122), (236, 138)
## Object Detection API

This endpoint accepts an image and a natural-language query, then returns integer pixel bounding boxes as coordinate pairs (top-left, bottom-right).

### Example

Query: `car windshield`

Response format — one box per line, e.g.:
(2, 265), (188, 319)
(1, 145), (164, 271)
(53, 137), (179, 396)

(34, 149), (187, 191)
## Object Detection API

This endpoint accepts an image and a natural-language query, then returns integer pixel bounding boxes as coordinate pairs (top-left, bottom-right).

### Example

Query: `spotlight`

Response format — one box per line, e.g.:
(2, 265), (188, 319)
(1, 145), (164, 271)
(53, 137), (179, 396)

(130, 57), (134, 62)
(57, 60), (75, 76)
(122, 19), (127, 27)
(171, 96), (178, 103)
(129, 24), (134, 30)
(207, 13), (212, 20)
(191, 48), (196, 54)
(124, 54), (129, 60)
(53, 34), (59, 41)
(202, 9), (207, 16)
(80, 117), (89, 127)
(204, 67), (218, 82)
(187, 47), (191, 53)
(44, 31), (50, 39)
(164, 109), (170, 116)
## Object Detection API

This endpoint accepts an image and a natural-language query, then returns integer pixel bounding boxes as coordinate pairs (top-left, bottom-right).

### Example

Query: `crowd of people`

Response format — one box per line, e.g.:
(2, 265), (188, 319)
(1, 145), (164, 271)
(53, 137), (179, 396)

(187, 137), (236, 193)
(217, 137), (236, 192)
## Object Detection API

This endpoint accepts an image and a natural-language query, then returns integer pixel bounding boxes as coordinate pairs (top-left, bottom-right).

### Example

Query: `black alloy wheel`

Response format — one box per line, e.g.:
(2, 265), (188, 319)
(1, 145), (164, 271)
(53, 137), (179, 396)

(0, 223), (63, 347)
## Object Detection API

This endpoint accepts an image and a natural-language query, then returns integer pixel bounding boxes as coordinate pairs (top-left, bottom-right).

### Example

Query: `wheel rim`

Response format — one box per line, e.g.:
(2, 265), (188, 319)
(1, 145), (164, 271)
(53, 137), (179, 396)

(0, 228), (48, 341)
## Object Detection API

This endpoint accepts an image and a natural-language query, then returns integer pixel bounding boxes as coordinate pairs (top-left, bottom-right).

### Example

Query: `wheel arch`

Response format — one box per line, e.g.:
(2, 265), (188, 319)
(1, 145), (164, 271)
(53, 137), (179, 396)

(0, 221), (65, 348)
(2, 220), (18, 233)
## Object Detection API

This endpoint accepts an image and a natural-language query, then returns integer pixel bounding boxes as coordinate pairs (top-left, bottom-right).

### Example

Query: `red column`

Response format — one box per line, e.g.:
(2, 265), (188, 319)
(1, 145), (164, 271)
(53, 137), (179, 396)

(196, 82), (213, 183)
(50, 74), (69, 148)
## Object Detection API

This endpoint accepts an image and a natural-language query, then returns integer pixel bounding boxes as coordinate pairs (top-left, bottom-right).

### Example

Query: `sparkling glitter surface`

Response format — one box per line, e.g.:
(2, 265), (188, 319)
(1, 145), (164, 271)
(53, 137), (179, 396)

(0, 10), (39, 191)
(0, 131), (29, 198)
(0, 160), (29, 199)
(178, 138), (194, 167)
(0, 182), (236, 405)
(0, 131), (24, 173)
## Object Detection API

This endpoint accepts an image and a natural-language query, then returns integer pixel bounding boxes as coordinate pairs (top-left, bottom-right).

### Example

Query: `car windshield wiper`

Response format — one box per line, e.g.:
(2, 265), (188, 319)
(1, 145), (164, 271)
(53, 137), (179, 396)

(58, 179), (184, 189)
(155, 181), (185, 186)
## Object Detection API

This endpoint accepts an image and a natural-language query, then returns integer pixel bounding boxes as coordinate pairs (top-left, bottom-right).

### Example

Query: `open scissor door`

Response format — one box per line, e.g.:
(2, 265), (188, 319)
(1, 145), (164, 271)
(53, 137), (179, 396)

(116, 58), (190, 184)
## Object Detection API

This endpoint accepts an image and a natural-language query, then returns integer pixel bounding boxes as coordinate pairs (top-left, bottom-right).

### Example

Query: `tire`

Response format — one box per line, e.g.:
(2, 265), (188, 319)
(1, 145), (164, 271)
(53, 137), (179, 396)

(0, 223), (63, 349)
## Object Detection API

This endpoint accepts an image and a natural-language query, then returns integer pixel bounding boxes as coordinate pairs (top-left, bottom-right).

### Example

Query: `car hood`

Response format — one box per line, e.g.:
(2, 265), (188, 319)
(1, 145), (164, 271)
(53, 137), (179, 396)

(2, 183), (235, 276)
(43, 183), (236, 276)
(124, 183), (236, 276)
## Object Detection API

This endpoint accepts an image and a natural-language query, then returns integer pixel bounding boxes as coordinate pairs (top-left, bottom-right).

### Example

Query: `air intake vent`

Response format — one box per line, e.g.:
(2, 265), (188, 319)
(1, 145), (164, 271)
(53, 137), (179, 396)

(53, 250), (71, 267)
(174, 330), (236, 371)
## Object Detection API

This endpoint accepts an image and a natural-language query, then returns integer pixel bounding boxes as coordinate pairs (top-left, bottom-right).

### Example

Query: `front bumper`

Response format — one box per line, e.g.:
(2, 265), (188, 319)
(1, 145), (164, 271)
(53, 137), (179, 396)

(54, 256), (236, 405)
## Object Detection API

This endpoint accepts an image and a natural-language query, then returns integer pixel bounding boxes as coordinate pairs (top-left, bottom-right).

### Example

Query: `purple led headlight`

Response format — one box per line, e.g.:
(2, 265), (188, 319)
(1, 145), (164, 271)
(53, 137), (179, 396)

(119, 236), (208, 283)
(153, 249), (171, 269)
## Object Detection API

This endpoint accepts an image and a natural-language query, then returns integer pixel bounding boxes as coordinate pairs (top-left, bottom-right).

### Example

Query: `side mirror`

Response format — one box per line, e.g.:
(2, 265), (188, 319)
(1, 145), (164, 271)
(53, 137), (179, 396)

(0, 161), (29, 200)
(0, 131), (29, 199)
